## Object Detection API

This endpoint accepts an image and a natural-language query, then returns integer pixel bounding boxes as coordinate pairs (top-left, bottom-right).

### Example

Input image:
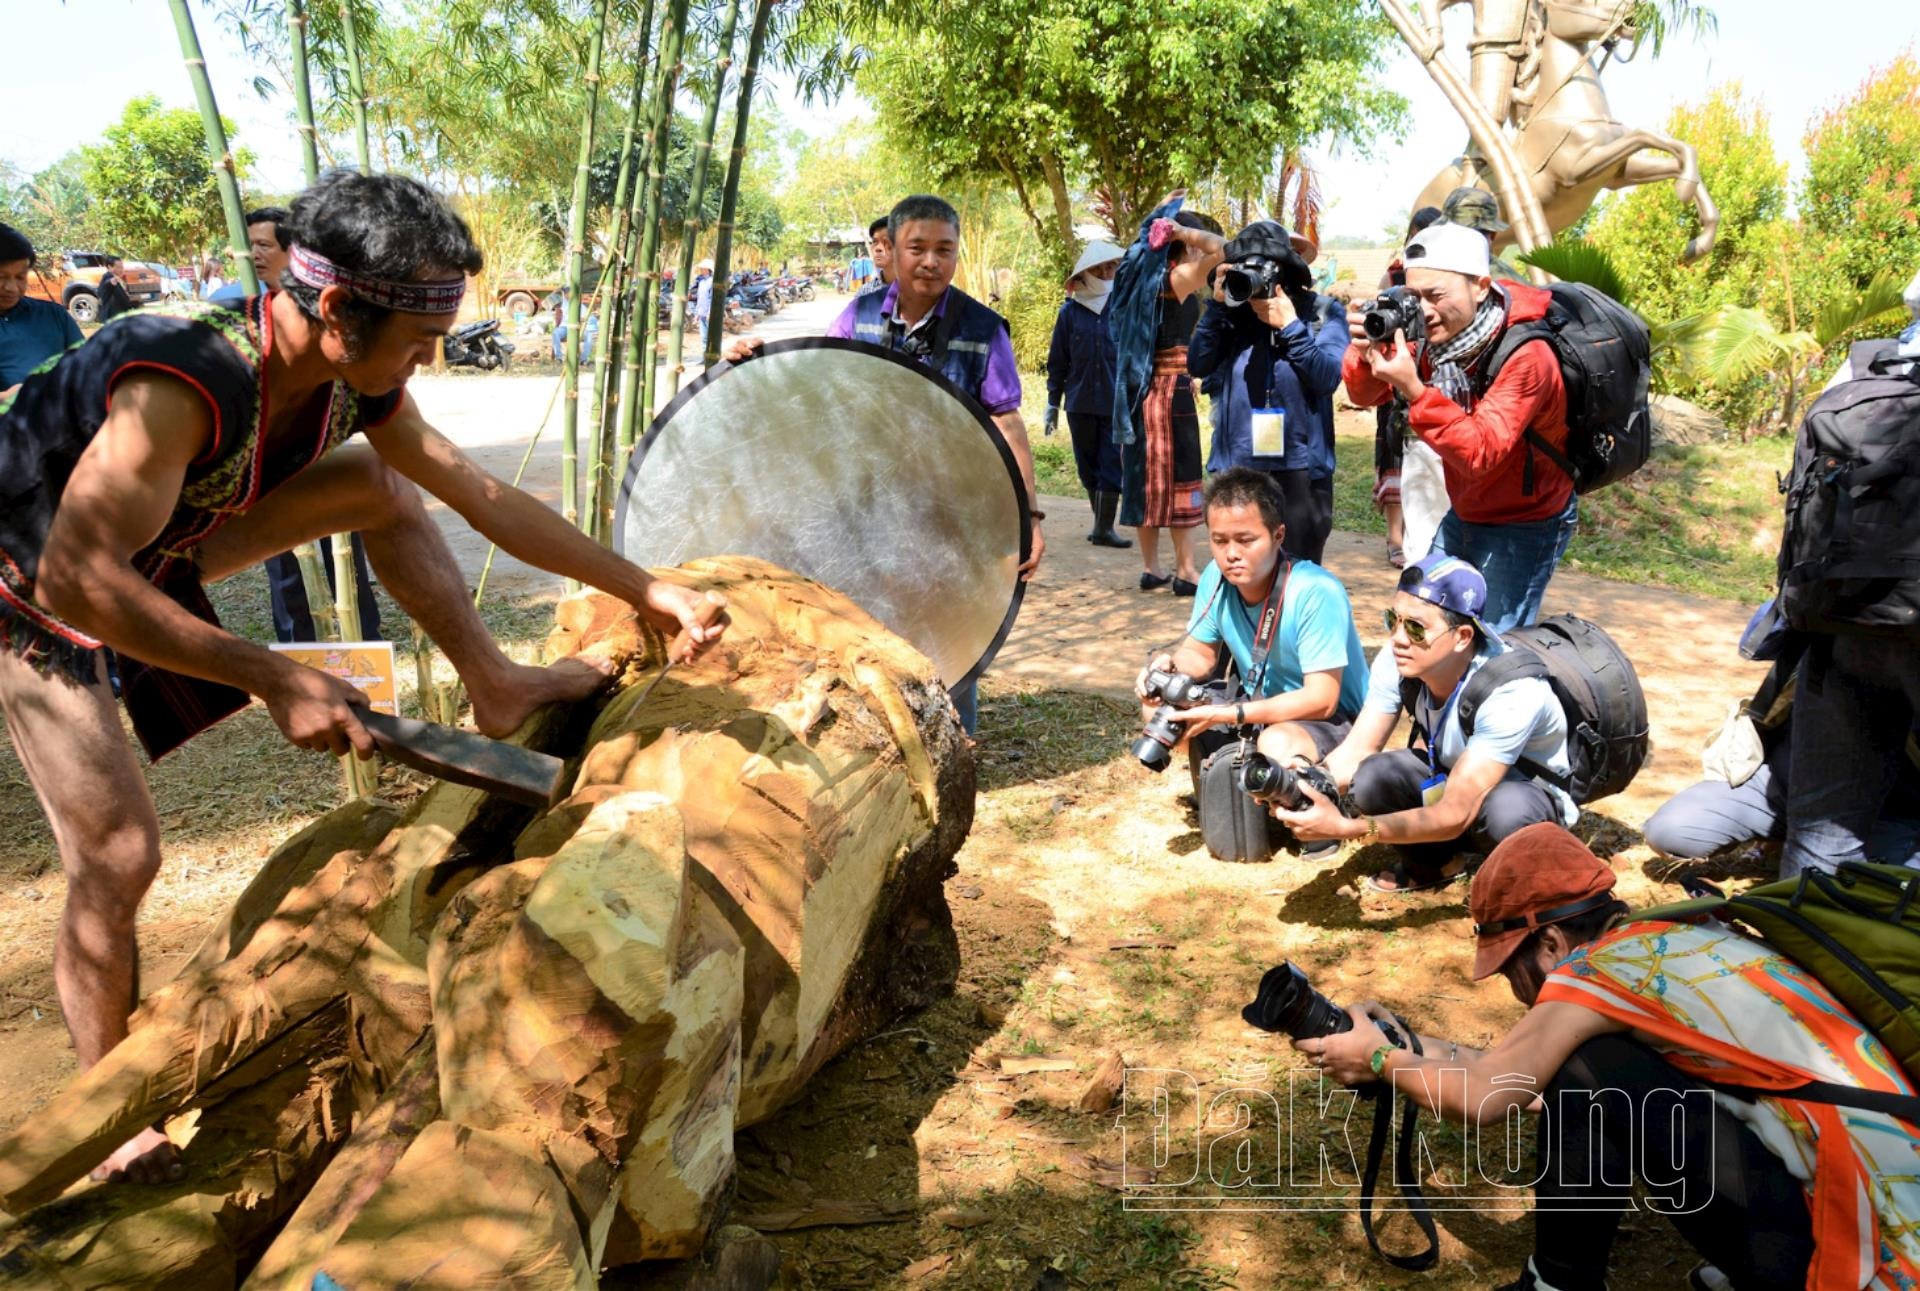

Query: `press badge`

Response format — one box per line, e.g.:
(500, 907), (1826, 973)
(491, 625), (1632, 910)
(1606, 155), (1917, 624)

(1251, 407), (1286, 457)
(1420, 773), (1448, 807)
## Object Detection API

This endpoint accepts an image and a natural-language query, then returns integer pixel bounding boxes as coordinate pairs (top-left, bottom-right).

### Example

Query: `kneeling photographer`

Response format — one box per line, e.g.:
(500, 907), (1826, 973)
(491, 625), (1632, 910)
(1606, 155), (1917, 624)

(1279, 822), (1920, 1291)
(1133, 468), (1369, 859)
(1271, 554), (1574, 892)
(1188, 221), (1348, 563)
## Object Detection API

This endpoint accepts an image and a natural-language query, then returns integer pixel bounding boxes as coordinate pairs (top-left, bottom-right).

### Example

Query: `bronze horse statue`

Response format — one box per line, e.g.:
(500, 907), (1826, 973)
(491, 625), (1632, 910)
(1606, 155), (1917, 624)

(1412, 0), (1720, 261)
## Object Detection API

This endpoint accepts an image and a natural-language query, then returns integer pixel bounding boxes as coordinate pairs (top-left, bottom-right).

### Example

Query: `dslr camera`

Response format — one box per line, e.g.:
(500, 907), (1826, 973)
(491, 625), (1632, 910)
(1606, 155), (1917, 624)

(1243, 961), (1404, 1046)
(1236, 754), (1347, 813)
(1133, 669), (1230, 772)
(1359, 285), (1426, 345)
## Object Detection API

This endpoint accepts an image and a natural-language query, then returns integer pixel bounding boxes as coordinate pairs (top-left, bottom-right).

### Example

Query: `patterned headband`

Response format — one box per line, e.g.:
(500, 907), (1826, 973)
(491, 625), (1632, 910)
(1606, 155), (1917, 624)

(287, 244), (466, 314)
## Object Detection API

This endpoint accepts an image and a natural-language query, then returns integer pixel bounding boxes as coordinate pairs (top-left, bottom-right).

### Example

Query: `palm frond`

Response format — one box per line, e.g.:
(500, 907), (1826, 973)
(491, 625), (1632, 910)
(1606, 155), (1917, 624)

(1812, 270), (1915, 348)
(1683, 306), (1814, 387)
(1514, 238), (1630, 305)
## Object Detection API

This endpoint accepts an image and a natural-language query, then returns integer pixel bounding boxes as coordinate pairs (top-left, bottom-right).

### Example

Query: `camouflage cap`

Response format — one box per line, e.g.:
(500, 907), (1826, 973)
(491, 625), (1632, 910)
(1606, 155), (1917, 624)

(1442, 187), (1510, 234)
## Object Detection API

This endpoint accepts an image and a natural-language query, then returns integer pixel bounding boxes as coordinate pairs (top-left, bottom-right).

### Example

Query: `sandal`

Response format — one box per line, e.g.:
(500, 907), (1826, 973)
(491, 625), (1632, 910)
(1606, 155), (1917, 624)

(1366, 859), (1465, 894)
(1386, 545), (1406, 569)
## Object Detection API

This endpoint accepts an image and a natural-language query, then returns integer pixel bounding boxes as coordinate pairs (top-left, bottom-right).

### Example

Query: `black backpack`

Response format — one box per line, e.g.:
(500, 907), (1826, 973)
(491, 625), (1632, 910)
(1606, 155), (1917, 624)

(1484, 282), (1653, 495)
(1405, 614), (1649, 804)
(1777, 340), (1920, 639)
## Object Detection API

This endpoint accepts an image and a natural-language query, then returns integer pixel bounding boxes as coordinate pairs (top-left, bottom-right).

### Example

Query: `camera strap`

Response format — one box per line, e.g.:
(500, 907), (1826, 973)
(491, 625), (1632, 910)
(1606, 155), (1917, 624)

(1241, 560), (1292, 698)
(1357, 1018), (1440, 1271)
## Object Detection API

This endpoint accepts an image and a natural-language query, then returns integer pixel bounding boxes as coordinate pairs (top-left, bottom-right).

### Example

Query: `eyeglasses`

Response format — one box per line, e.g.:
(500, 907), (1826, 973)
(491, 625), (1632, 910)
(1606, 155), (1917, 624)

(1383, 608), (1439, 646)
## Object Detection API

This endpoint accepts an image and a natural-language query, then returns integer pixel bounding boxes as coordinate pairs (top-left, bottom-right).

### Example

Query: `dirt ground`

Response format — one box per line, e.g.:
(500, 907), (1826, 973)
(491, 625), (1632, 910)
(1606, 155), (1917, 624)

(0, 403), (1774, 1289)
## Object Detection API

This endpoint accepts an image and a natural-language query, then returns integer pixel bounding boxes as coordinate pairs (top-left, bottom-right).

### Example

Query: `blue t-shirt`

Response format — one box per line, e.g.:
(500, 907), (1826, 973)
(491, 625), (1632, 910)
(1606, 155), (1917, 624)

(1185, 558), (1368, 718)
(0, 297), (84, 388)
(1362, 640), (1578, 824)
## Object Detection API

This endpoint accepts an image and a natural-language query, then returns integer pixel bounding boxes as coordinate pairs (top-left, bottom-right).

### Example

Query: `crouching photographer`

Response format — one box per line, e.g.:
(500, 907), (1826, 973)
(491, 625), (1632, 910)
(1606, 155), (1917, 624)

(1188, 221), (1348, 563)
(1280, 822), (1920, 1291)
(1132, 468), (1368, 860)
(1271, 554), (1580, 893)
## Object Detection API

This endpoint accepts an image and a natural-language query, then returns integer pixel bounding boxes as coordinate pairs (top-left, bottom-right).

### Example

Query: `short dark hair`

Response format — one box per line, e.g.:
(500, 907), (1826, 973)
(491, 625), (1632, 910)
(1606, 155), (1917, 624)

(280, 170), (482, 358)
(0, 221), (33, 266)
(246, 206), (291, 249)
(1168, 210), (1223, 265)
(1407, 206), (1444, 240)
(868, 216), (889, 239)
(1394, 564), (1479, 638)
(888, 195), (960, 241)
(1203, 467), (1286, 531)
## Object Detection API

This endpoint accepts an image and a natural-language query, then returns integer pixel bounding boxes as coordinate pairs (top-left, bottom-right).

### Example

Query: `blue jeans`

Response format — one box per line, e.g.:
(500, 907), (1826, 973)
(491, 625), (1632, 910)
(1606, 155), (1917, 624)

(1433, 494), (1578, 633)
(1783, 636), (1920, 878)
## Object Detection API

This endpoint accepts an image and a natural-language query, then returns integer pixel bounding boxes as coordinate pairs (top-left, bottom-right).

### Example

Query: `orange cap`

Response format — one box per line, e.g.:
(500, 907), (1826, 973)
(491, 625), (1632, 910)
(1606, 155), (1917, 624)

(1469, 823), (1618, 980)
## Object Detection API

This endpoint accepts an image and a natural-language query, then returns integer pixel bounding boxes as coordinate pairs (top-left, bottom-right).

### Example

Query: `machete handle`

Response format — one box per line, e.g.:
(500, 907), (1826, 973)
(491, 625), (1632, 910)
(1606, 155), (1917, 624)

(667, 591), (729, 665)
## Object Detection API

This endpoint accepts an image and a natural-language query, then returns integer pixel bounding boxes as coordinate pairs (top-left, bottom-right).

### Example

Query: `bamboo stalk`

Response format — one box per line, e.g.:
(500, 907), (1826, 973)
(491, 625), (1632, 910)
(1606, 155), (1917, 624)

(704, 0), (776, 364)
(167, 0), (258, 297)
(338, 0), (372, 172)
(627, 0), (693, 449)
(289, 0), (321, 186)
(560, 0), (617, 578)
(662, 0), (742, 399)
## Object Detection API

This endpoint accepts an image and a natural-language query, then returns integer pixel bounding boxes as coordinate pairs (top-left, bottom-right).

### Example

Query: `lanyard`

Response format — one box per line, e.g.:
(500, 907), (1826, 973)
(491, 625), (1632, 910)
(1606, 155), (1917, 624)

(1423, 679), (1467, 776)
(1240, 560), (1291, 696)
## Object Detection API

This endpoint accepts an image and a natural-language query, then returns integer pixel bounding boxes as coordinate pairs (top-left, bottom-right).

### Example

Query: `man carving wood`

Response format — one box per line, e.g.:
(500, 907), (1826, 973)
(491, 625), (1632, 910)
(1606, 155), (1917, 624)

(0, 170), (728, 1185)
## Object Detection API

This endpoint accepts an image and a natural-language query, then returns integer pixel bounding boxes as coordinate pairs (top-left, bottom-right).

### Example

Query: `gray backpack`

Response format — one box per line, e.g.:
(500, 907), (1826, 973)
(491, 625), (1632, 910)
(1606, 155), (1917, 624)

(1778, 341), (1920, 638)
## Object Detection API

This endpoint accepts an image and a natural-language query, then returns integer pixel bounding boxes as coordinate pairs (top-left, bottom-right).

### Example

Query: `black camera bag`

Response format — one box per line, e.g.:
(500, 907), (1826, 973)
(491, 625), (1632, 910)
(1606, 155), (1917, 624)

(1190, 733), (1275, 863)
(1484, 281), (1652, 494)
(1777, 340), (1920, 639)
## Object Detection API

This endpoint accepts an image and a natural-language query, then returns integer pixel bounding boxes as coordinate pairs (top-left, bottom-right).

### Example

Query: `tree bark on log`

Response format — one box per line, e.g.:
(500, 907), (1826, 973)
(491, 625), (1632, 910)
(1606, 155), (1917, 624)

(0, 557), (969, 1288)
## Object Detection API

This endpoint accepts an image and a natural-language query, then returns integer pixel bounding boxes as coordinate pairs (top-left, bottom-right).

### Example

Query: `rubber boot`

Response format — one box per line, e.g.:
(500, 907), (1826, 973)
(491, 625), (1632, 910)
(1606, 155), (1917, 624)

(1087, 491), (1133, 548)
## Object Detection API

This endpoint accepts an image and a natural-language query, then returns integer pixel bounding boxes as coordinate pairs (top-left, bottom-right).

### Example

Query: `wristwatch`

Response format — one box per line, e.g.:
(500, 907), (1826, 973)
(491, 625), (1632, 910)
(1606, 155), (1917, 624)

(1368, 1044), (1398, 1078)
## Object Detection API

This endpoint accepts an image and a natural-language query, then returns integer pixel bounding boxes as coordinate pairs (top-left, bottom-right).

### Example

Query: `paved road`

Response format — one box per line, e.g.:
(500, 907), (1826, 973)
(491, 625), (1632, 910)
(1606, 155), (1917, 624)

(411, 292), (846, 595)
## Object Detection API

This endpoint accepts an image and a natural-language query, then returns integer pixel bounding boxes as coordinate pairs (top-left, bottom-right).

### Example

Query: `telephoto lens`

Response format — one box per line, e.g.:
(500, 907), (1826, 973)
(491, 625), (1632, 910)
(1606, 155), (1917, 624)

(1220, 259), (1279, 309)
(1131, 705), (1185, 771)
(1242, 962), (1405, 1046)
(1237, 756), (1341, 812)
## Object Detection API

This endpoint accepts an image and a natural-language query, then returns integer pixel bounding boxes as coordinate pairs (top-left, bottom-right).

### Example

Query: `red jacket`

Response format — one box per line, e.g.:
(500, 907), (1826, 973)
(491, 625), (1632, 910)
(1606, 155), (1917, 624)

(1344, 282), (1572, 525)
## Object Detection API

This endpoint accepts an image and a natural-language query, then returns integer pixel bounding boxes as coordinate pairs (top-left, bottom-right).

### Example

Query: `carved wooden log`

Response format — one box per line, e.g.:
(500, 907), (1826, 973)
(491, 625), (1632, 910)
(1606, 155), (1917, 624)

(0, 556), (970, 1288)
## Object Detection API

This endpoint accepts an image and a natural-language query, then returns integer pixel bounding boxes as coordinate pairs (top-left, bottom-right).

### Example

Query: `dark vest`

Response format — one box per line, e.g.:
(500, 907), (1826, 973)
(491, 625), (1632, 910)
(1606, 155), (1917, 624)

(851, 285), (1006, 401)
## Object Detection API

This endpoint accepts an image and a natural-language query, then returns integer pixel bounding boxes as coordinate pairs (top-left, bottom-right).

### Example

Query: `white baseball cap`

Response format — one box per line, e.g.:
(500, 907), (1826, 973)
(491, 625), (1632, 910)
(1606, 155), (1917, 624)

(1403, 221), (1493, 279)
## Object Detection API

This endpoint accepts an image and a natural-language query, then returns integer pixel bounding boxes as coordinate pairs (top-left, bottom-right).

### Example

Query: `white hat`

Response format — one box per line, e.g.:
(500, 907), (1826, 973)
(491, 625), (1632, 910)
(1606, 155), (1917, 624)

(1069, 239), (1125, 282)
(1403, 221), (1492, 279)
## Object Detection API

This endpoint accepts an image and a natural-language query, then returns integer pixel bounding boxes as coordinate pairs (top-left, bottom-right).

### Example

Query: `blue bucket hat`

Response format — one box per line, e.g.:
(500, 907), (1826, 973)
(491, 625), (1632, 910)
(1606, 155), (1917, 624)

(1402, 553), (1497, 640)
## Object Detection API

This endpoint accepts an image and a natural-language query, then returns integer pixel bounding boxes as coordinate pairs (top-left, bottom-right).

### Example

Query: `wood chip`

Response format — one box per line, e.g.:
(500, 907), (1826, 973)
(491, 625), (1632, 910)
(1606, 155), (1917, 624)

(995, 1055), (1076, 1075)
(1107, 938), (1176, 951)
(905, 1253), (955, 1280)
(737, 1196), (915, 1232)
(931, 1205), (993, 1230)
(1076, 1051), (1127, 1114)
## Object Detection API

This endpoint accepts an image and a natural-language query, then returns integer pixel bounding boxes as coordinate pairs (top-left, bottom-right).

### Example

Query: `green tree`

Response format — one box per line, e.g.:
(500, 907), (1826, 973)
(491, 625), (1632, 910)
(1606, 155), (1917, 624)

(80, 95), (255, 263)
(1796, 54), (1920, 307)
(1589, 84), (1787, 330)
(847, 0), (1402, 268)
(1, 154), (99, 253)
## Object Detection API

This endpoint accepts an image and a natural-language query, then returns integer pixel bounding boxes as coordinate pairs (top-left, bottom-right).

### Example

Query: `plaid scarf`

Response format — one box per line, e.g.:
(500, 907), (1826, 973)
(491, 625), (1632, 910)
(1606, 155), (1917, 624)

(1424, 289), (1507, 407)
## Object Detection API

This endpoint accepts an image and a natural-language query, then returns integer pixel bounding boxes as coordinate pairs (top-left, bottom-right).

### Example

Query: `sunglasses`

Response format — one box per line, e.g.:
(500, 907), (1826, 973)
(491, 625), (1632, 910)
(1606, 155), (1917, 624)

(1383, 607), (1446, 646)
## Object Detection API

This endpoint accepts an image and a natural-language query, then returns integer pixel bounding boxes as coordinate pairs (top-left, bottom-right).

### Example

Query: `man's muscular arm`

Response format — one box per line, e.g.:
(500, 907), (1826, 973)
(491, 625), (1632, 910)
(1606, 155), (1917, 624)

(365, 392), (726, 651)
(35, 373), (374, 756)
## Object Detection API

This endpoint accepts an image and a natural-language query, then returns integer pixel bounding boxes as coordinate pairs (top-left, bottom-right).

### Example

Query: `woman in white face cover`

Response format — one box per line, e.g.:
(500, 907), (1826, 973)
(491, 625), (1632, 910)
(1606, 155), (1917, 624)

(1045, 240), (1132, 547)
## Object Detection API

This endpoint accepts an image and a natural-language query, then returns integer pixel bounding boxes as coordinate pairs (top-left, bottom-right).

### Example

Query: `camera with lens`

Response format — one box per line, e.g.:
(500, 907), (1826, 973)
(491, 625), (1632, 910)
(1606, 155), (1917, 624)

(1243, 961), (1403, 1046)
(1237, 754), (1346, 812)
(1132, 671), (1230, 773)
(1360, 285), (1426, 345)
(1220, 257), (1285, 309)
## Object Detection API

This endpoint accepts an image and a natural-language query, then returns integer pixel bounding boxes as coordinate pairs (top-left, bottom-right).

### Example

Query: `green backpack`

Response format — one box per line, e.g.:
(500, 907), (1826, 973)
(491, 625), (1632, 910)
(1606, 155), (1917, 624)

(1633, 860), (1920, 1118)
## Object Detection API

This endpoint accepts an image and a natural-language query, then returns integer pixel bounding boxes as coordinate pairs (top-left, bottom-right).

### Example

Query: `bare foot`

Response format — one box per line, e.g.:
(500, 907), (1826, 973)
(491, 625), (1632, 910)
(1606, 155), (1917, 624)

(470, 657), (614, 739)
(91, 1125), (183, 1185)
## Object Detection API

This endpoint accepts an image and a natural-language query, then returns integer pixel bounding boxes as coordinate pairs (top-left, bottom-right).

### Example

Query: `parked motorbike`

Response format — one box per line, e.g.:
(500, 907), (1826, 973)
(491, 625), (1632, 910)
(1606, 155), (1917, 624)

(443, 318), (514, 370)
